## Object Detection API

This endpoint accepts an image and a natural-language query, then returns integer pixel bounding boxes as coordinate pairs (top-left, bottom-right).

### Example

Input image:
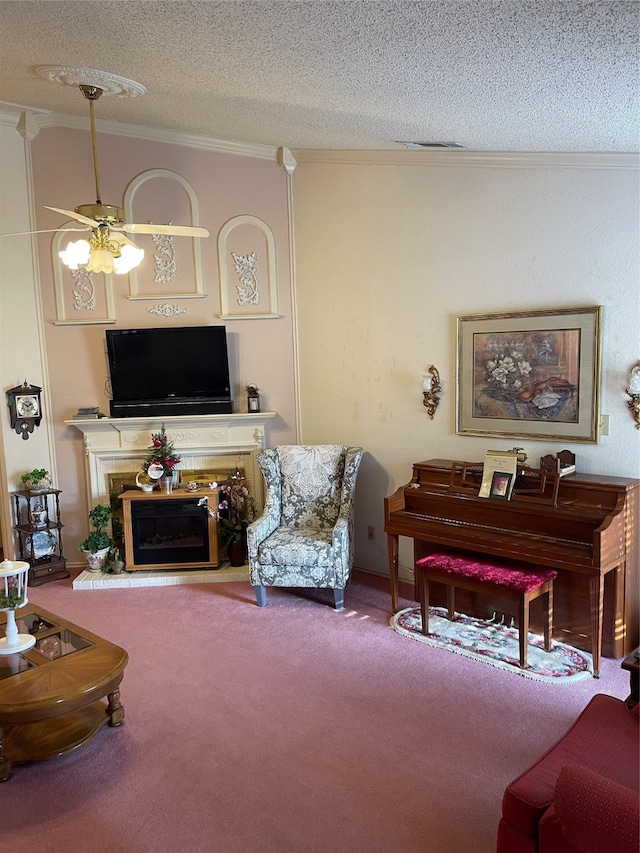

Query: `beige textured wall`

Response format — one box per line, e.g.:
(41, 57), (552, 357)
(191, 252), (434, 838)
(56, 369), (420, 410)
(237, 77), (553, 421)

(291, 153), (640, 578)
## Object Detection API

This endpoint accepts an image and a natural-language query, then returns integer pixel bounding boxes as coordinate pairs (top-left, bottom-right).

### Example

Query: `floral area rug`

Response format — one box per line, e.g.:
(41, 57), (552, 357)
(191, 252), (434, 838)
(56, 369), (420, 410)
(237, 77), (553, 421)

(390, 606), (592, 682)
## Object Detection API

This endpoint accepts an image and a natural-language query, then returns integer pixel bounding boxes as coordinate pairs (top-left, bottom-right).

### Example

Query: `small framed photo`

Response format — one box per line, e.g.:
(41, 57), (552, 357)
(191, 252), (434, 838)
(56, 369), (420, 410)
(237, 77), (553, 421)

(490, 471), (513, 500)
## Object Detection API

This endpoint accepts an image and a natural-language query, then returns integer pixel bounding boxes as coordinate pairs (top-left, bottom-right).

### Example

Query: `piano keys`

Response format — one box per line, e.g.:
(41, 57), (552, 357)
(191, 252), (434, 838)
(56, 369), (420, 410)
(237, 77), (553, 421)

(384, 459), (639, 677)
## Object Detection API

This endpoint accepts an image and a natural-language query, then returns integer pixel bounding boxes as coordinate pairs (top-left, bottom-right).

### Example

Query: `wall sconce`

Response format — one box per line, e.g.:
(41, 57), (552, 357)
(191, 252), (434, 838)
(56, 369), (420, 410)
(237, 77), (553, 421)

(422, 366), (442, 419)
(626, 361), (640, 429)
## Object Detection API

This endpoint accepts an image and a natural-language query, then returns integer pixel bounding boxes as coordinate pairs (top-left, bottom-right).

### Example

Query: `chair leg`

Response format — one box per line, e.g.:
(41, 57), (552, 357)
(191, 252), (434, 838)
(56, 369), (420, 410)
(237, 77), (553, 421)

(333, 588), (345, 611)
(254, 585), (267, 607)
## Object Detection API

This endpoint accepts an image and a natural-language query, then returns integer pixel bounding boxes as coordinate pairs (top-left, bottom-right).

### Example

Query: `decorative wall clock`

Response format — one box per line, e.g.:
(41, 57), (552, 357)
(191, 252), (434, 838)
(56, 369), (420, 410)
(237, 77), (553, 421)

(7, 381), (43, 440)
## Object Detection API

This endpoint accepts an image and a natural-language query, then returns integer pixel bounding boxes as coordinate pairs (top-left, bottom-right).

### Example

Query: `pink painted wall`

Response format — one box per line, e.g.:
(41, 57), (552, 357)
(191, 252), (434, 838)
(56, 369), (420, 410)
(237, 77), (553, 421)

(30, 126), (296, 556)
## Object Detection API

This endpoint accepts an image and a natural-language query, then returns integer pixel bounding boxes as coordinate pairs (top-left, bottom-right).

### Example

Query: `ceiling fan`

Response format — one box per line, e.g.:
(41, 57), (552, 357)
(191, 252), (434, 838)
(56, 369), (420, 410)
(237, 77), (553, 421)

(5, 83), (209, 274)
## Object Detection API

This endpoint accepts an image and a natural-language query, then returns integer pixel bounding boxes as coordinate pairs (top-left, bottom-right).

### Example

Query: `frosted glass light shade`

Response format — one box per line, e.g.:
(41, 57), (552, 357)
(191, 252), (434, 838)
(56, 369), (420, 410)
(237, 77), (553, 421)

(59, 234), (144, 275)
(86, 247), (115, 274)
(59, 239), (91, 269)
(113, 242), (144, 274)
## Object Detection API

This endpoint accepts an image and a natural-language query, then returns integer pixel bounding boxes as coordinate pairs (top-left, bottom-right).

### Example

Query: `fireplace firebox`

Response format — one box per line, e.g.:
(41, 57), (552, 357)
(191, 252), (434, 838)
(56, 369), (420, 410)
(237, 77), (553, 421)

(121, 490), (219, 571)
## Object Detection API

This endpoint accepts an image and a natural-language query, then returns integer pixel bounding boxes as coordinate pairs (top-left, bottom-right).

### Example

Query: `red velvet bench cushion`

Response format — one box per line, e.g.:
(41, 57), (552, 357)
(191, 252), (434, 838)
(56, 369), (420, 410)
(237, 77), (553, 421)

(497, 695), (639, 852)
(415, 552), (557, 591)
(414, 551), (557, 669)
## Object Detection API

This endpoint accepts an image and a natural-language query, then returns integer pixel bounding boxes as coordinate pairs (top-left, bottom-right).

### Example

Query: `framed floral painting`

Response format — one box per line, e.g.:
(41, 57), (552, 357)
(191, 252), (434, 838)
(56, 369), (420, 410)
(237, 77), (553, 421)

(456, 307), (602, 443)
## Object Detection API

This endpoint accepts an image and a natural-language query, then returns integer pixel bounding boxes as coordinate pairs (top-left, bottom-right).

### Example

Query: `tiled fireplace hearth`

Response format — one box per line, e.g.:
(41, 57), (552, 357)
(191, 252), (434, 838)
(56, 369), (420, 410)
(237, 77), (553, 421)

(73, 564), (250, 590)
(67, 412), (275, 589)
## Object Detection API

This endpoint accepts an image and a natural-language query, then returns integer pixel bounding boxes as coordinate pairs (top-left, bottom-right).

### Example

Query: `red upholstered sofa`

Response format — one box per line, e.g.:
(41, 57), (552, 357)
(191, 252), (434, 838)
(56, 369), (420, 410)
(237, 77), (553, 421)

(497, 694), (639, 853)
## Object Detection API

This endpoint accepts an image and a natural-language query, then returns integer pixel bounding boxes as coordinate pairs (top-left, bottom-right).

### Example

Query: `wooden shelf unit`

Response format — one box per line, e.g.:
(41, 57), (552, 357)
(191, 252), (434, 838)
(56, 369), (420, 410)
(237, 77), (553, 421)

(12, 489), (69, 586)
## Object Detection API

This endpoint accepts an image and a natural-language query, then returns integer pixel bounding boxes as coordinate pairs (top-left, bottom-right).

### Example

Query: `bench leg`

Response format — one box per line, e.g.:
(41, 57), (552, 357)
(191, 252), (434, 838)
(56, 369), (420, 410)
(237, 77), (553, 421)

(544, 583), (553, 652)
(446, 586), (455, 621)
(418, 574), (430, 635)
(518, 596), (529, 669)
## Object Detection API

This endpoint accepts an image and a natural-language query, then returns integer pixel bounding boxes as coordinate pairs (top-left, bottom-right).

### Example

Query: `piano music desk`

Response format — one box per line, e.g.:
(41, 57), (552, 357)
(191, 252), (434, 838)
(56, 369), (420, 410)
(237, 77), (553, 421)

(384, 459), (639, 678)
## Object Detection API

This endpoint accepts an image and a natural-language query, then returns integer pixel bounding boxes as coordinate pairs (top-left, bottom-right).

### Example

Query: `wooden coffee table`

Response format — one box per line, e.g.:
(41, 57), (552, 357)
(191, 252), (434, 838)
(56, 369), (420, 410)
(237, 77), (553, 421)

(0, 604), (128, 781)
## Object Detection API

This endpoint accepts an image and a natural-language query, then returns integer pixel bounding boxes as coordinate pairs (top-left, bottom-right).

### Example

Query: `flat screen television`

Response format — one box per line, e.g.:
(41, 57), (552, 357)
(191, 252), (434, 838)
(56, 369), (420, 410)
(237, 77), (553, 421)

(106, 326), (233, 417)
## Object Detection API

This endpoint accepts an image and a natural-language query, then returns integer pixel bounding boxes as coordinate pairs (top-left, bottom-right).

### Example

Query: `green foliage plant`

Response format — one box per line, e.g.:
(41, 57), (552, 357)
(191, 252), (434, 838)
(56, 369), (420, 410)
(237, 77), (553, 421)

(79, 503), (113, 554)
(0, 586), (25, 609)
(20, 468), (50, 485)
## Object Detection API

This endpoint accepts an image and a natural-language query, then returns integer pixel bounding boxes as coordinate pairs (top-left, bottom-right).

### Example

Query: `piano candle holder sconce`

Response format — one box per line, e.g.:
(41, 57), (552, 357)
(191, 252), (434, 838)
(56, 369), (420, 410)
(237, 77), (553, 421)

(422, 366), (442, 419)
(626, 361), (640, 429)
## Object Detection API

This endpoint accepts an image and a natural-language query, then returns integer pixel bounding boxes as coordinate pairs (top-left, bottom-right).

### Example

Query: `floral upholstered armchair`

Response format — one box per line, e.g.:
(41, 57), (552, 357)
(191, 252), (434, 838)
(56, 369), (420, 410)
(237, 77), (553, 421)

(246, 445), (363, 609)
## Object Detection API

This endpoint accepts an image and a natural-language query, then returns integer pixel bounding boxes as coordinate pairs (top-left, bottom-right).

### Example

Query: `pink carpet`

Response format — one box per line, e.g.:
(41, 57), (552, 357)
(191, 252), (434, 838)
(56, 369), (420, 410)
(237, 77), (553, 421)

(1, 571), (631, 853)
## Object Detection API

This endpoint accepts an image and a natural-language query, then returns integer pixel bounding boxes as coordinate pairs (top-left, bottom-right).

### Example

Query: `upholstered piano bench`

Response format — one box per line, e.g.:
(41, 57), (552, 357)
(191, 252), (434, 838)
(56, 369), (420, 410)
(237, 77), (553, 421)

(414, 552), (557, 669)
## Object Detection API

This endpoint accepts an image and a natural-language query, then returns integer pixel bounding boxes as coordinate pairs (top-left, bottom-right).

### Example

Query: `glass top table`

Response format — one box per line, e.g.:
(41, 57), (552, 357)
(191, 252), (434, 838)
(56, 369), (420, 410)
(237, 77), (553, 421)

(0, 604), (128, 781)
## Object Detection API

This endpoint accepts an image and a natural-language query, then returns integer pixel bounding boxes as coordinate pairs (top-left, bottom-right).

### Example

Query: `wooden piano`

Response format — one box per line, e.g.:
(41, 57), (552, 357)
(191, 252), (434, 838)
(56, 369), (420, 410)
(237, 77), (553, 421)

(384, 459), (639, 676)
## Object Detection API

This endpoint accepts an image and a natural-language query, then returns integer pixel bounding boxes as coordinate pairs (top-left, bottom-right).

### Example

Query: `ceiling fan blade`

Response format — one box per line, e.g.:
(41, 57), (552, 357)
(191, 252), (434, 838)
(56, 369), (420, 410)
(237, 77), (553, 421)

(45, 205), (100, 227)
(116, 222), (210, 238)
(1, 226), (90, 237)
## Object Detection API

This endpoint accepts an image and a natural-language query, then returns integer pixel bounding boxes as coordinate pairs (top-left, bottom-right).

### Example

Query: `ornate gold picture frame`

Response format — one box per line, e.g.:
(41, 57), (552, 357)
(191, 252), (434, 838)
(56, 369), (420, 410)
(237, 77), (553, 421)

(457, 307), (602, 443)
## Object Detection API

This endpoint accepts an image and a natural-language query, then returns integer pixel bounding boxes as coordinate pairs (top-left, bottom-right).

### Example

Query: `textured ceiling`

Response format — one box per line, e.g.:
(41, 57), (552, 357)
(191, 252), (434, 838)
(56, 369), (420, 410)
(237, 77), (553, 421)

(0, 0), (637, 152)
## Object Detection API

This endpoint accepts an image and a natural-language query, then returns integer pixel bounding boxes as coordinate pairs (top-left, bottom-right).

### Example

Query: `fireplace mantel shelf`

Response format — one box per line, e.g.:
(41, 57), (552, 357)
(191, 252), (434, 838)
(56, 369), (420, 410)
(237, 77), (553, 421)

(66, 412), (276, 508)
(66, 412), (276, 438)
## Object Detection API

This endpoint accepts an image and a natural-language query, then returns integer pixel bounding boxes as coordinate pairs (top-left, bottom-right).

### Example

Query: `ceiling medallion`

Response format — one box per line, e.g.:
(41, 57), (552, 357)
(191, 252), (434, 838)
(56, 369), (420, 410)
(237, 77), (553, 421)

(34, 66), (147, 97)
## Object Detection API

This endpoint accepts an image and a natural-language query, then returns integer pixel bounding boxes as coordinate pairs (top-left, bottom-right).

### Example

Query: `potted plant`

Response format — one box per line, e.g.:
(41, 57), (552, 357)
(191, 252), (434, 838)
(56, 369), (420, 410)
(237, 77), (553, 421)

(141, 424), (181, 493)
(79, 504), (113, 572)
(110, 548), (125, 575)
(218, 477), (256, 566)
(20, 468), (52, 493)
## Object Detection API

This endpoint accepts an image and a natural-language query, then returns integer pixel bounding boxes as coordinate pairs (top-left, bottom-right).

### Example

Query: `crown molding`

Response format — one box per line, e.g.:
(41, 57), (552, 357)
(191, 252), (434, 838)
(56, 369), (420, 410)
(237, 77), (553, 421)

(291, 149), (639, 171)
(3, 102), (636, 170)
(0, 102), (51, 129)
(36, 110), (280, 161)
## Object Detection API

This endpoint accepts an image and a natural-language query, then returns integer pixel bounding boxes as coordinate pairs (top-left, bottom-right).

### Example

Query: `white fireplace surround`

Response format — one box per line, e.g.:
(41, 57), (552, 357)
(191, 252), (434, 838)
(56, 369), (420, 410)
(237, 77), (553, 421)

(66, 412), (276, 509)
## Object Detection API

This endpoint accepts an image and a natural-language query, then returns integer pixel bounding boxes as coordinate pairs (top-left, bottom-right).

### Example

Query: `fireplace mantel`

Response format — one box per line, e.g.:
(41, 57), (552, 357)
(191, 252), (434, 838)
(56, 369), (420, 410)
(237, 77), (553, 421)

(66, 412), (276, 508)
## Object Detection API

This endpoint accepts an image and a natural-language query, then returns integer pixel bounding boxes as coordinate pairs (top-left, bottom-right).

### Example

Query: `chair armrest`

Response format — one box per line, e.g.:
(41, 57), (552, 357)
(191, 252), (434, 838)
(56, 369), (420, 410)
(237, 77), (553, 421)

(337, 447), (363, 520)
(332, 517), (349, 549)
(246, 511), (279, 553)
(247, 448), (282, 554)
(541, 765), (639, 853)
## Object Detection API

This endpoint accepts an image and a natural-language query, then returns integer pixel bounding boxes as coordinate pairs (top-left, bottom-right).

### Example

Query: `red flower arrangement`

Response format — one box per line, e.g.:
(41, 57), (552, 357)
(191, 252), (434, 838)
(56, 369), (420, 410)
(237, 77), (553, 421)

(142, 425), (181, 477)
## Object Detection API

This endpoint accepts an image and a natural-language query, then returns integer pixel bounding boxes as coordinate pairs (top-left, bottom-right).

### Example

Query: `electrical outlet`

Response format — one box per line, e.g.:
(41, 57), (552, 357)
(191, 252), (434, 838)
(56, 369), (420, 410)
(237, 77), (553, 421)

(367, 525), (375, 541)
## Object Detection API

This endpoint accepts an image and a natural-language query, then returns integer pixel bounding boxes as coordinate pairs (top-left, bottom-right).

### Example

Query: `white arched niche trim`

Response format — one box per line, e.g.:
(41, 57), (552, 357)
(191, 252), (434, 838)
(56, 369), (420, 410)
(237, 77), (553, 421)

(218, 214), (279, 319)
(52, 223), (116, 324)
(124, 168), (205, 300)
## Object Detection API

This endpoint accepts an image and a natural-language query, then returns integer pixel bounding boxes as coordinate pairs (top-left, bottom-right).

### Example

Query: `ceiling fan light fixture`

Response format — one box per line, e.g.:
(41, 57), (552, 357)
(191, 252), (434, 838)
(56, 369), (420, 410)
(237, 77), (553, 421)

(59, 229), (144, 275)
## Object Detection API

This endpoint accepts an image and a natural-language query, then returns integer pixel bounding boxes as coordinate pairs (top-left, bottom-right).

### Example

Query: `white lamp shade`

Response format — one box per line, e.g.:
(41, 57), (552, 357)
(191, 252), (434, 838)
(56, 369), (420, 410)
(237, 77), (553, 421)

(86, 247), (116, 274)
(59, 239), (91, 269)
(59, 232), (144, 275)
(113, 242), (144, 274)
